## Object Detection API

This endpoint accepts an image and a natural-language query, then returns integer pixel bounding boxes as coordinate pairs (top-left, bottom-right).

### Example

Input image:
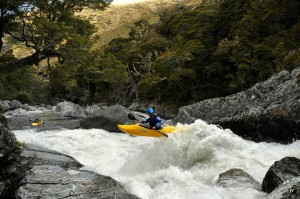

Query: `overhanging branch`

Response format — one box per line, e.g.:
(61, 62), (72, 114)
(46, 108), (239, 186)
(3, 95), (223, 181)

(0, 52), (46, 71)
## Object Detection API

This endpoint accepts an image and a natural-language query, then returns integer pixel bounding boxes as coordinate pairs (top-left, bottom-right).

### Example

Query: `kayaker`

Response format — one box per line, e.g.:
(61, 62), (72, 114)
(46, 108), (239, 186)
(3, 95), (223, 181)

(140, 108), (163, 130)
(33, 117), (41, 123)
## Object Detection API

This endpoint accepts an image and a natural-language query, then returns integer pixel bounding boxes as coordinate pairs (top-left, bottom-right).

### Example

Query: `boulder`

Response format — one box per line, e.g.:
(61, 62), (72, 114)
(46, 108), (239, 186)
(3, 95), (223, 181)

(9, 100), (22, 110)
(266, 177), (300, 199)
(0, 115), (18, 165)
(54, 101), (87, 118)
(215, 168), (261, 191)
(0, 115), (26, 198)
(262, 157), (300, 193)
(17, 165), (140, 199)
(15, 144), (140, 199)
(0, 100), (10, 112)
(174, 66), (300, 144)
(85, 104), (105, 116)
(80, 105), (133, 132)
(21, 144), (82, 168)
(4, 108), (27, 117)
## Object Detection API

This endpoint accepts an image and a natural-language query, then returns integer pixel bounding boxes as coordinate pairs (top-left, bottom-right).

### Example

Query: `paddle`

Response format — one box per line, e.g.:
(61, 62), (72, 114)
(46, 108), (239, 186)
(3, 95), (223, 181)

(128, 113), (168, 137)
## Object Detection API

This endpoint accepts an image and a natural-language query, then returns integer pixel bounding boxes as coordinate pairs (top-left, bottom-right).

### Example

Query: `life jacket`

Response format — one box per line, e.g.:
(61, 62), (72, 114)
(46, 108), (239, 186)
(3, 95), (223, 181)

(148, 114), (162, 129)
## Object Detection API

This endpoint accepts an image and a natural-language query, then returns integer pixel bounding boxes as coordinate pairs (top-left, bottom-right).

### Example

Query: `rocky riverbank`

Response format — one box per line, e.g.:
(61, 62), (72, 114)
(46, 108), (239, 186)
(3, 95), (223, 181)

(1, 113), (299, 198)
(0, 115), (140, 199)
(174, 66), (300, 144)
(1, 66), (300, 198)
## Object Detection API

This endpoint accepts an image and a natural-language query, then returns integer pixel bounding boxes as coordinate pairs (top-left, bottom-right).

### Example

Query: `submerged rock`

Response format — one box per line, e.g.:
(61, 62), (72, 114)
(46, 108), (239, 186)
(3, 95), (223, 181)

(215, 168), (261, 191)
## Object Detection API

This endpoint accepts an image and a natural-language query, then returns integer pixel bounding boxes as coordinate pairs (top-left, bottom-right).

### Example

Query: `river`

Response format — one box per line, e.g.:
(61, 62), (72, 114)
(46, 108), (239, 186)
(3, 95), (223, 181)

(13, 117), (300, 199)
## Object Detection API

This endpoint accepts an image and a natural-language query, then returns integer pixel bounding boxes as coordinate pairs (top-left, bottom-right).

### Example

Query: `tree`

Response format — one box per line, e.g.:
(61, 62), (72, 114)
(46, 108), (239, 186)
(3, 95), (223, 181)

(0, 0), (26, 52)
(129, 20), (150, 40)
(0, 0), (112, 71)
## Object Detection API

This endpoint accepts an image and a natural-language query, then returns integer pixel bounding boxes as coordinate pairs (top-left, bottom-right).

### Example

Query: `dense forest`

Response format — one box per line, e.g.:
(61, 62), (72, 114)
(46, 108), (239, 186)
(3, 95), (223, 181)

(0, 0), (300, 108)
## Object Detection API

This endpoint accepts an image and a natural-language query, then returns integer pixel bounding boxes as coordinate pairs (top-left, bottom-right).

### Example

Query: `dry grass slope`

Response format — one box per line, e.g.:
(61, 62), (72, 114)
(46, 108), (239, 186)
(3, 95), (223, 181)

(77, 0), (202, 47)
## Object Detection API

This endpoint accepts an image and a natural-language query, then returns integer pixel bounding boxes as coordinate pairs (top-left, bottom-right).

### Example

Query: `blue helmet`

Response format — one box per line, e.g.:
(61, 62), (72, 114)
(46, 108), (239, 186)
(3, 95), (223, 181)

(146, 108), (154, 114)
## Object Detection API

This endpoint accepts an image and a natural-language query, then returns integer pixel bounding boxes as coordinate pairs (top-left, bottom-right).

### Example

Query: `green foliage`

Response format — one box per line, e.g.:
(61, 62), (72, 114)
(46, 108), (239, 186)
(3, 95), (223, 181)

(15, 91), (33, 104)
(48, 65), (76, 100)
(2, 0), (300, 107)
(140, 34), (170, 53)
(183, 40), (205, 56)
(129, 20), (150, 40)
(0, 0), (112, 105)
(97, 0), (300, 105)
(0, 0), (111, 70)
(137, 75), (164, 101)
(0, 67), (46, 103)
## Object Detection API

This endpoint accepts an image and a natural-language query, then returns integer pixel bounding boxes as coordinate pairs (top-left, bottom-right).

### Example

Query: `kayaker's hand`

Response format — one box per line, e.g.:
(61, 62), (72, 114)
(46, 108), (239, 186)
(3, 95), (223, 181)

(151, 126), (156, 130)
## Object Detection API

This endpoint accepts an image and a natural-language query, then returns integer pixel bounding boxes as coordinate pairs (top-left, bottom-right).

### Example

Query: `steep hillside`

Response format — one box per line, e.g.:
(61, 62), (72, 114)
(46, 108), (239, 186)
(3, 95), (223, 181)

(77, 0), (202, 47)
(2, 0), (202, 58)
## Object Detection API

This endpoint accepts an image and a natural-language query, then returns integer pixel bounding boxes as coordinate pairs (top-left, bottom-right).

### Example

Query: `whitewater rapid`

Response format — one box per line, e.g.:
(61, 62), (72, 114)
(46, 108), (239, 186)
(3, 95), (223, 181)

(14, 119), (300, 199)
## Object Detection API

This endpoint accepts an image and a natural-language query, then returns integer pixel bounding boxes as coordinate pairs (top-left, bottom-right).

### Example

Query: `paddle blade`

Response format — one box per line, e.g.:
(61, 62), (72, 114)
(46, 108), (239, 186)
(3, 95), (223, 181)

(128, 113), (137, 121)
(157, 130), (168, 137)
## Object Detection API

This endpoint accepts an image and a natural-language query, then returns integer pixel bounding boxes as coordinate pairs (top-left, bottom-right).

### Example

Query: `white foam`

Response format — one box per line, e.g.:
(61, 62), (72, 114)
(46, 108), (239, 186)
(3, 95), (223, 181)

(14, 119), (300, 199)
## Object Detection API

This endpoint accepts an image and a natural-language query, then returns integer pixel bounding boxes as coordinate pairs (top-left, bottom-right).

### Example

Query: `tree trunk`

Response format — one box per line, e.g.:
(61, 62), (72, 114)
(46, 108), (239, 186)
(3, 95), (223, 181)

(127, 64), (139, 102)
(0, 21), (3, 53)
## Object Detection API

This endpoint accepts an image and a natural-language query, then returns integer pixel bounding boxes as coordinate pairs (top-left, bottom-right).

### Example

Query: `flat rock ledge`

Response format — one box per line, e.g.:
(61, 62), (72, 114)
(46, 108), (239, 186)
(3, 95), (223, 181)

(5, 144), (140, 199)
(17, 164), (135, 199)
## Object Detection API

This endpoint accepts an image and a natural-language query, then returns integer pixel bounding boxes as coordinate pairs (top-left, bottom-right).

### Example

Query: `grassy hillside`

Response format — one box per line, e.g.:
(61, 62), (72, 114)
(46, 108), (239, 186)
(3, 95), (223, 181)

(77, 0), (202, 47)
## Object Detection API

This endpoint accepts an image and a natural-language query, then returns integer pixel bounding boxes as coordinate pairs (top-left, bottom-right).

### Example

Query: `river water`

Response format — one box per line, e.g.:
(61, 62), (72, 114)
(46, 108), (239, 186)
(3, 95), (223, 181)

(13, 119), (300, 199)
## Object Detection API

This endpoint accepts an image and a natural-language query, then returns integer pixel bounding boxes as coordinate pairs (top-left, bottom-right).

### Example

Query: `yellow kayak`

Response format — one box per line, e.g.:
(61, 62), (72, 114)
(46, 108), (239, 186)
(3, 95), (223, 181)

(117, 124), (176, 137)
(31, 121), (43, 126)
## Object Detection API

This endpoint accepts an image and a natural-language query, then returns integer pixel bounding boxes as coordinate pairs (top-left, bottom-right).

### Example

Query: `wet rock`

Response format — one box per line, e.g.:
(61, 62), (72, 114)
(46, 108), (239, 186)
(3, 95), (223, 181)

(4, 108), (27, 117)
(80, 105), (133, 132)
(7, 112), (81, 131)
(215, 168), (261, 191)
(17, 165), (140, 199)
(85, 104), (105, 116)
(21, 144), (82, 169)
(262, 157), (300, 193)
(266, 177), (300, 199)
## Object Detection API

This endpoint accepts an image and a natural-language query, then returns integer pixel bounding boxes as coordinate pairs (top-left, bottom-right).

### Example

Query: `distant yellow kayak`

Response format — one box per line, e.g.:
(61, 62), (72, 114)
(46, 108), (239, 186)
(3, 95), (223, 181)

(31, 121), (43, 126)
(118, 124), (176, 137)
